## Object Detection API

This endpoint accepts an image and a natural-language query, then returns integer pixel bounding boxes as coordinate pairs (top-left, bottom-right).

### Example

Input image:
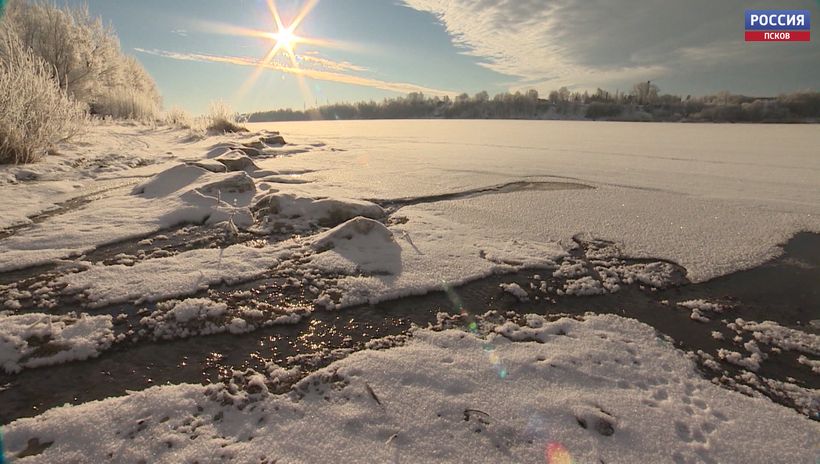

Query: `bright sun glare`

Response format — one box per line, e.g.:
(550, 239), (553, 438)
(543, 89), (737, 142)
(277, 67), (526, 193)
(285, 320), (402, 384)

(271, 27), (297, 52)
(263, 0), (317, 63)
(216, 0), (330, 100)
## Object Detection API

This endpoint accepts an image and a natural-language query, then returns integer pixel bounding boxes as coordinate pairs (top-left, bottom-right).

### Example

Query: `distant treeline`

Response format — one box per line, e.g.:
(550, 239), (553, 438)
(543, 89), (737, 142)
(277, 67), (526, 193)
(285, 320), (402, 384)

(246, 83), (820, 123)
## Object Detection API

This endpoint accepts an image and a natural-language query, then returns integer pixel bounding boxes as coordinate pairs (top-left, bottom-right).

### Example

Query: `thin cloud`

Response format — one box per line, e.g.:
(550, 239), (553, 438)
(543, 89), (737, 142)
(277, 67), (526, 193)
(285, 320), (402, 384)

(135, 48), (454, 96)
(296, 53), (368, 73)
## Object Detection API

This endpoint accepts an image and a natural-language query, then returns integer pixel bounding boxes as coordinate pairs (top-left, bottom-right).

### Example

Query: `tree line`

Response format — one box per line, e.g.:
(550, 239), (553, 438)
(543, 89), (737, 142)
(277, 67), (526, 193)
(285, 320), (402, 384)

(247, 83), (820, 123)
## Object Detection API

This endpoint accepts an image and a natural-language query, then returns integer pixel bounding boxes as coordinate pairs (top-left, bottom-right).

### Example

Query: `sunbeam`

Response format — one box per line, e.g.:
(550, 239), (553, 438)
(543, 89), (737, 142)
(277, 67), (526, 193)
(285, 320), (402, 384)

(231, 0), (323, 103)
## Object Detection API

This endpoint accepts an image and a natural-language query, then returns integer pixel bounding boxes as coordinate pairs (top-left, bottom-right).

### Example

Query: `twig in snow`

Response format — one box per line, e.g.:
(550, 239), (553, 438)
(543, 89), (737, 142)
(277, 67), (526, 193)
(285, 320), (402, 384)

(365, 382), (382, 407)
(26, 315), (53, 331)
(400, 231), (424, 255)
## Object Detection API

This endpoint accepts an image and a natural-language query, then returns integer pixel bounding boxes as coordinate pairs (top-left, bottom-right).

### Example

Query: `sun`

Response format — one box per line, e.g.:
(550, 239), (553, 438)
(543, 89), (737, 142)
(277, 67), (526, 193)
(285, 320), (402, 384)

(272, 27), (297, 53)
(226, 0), (327, 99)
(264, 0), (317, 61)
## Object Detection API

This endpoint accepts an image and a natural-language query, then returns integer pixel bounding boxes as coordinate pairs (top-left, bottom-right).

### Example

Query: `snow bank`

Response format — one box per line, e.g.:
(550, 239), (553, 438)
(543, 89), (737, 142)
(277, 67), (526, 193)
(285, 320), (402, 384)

(6, 189), (568, 315)
(253, 192), (385, 232)
(134, 163), (257, 228)
(0, 181), (81, 229)
(132, 164), (209, 198)
(0, 161), (262, 272)
(0, 313), (113, 373)
(0, 123), (208, 230)
(3, 314), (817, 462)
(309, 217), (400, 275)
(4, 120), (820, 285)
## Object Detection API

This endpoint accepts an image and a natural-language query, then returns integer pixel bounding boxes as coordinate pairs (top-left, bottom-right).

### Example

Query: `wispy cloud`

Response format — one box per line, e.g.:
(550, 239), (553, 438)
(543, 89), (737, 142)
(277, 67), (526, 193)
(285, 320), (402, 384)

(135, 48), (454, 96)
(170, 29), (188, 37)
(400, 0), (820, 93)
(399, 0), (688, 93)
(296, 52), (368, 73)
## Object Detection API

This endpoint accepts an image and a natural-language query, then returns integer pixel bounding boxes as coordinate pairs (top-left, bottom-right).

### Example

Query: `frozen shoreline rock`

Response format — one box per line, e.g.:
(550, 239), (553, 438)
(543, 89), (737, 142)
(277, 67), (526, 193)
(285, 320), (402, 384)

(310, 217), (401, 275)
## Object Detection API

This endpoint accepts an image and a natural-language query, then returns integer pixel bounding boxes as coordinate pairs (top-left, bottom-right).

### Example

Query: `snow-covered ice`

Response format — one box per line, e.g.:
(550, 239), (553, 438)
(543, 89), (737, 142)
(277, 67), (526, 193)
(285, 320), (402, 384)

(259, 120), (820, 282)
(137, 297), (307, 341)
(677, 299), (731, 323)
(0, 313), (113, 374)
(729, 318), (820, 356)
(499, 282), (529, 301)
(304, 209), (567, 309)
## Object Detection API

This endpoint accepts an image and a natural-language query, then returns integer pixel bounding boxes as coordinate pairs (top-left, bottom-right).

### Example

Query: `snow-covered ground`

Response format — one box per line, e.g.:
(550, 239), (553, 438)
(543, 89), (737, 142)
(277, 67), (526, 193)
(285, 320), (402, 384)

(1, 120), (818, 461)
(2, 314), (817, 463)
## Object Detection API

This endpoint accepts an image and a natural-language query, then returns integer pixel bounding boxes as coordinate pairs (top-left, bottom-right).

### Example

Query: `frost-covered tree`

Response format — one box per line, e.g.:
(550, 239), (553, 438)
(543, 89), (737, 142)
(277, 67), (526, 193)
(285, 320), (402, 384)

(246, 88), (820, 124)
(631, 81), (660, 105)
(0, 24), (86, 163)
(3, 0), (160, 117)
(557, 86), (571, 102)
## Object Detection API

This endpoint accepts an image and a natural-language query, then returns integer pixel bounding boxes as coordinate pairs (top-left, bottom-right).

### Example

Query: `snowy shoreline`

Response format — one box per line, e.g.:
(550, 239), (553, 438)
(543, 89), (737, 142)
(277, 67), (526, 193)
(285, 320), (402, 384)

(1, 120), (818, 462)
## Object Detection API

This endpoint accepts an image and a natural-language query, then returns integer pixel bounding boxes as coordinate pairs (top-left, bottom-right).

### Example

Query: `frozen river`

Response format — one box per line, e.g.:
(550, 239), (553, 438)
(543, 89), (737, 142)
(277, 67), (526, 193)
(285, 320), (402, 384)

(253, 120), (820, 282)
(256, 120), (819, 206)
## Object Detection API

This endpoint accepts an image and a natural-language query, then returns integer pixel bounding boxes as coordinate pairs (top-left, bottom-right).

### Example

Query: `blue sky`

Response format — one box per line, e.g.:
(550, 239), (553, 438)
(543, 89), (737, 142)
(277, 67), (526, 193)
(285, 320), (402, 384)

(70, 0), (819, 114)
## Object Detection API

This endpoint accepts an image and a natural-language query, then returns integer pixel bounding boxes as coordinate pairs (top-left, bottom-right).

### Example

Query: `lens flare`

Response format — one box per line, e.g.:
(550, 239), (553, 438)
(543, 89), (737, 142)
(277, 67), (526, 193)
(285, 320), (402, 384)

(272, 27), (296, 52)
(546, 442), (574, 464)
(443, 282), (508, 380)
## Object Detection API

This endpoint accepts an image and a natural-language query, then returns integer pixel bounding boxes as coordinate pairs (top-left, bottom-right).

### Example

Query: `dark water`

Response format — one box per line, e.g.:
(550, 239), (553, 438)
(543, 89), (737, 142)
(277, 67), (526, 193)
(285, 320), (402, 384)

(0, 232), (818, 424)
